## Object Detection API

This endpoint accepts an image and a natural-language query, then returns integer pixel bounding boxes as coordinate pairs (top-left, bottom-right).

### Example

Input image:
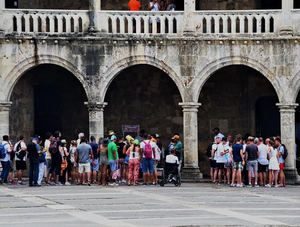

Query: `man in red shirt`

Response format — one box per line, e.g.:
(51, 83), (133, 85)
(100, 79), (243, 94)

(128, 0), (141, 11)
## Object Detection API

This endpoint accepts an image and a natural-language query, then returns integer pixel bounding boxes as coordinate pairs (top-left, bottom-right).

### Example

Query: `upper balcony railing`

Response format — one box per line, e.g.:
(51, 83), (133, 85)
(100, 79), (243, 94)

(0, 8), (299, 38)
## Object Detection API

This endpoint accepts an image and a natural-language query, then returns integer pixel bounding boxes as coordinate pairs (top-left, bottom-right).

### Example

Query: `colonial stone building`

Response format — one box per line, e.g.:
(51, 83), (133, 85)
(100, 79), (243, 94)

(0, 0), (300, 182)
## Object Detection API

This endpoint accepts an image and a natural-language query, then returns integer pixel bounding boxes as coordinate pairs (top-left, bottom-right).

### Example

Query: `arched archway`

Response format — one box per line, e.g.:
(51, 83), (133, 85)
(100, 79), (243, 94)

(9, 64), (89, 141)
(99, 56), (185, 103)
(1, 55), (88, 102)
(197, 65), (280, 176)
(104, 64), (183, 145)
(191, 56), (281, 103)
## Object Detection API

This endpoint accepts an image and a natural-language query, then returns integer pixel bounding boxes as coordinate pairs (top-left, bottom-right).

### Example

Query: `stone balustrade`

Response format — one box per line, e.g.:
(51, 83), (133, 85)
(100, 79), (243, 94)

(1, 9), (89, 34)
(98, 11), (184, 35)
(194, 10), (281, 35)
(0, 9), (299, 37)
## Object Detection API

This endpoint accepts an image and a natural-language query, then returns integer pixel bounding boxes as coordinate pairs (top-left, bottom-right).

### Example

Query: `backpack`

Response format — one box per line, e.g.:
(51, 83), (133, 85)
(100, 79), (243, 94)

(15, 142), (26, 160)
(0, 142), (6, 159)
(281, 144), (288, 160)
(143, 140), (153, 159)
(206, 143), (213, 158)
(49, 140), (58, 154)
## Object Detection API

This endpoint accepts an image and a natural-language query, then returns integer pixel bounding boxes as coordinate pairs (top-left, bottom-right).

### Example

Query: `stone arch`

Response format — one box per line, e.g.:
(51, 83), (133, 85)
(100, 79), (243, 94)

(191, 56), (282, 102)
(2, 55), (89, 101)
(99, 55), (185, 102)
(290, 70), (300, 103)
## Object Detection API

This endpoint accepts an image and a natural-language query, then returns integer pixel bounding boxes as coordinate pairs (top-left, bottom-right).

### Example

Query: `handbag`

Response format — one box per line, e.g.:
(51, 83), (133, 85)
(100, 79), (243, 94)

(112, 168), (121, 180)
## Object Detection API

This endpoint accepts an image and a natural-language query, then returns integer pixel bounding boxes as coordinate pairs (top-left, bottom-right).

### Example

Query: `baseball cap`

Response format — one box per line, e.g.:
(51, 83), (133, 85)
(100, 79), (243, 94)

(111, 135), (117, 140)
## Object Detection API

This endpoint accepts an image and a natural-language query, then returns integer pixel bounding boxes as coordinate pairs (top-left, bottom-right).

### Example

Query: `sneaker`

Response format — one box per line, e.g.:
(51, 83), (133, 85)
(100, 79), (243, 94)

(87, 182), (91, 186)
(265, 184), (272, 188)
(247, 184), (252, 188)
(108, 183), (115, 186)
(121, 179), (126, 184)
(17, 181), (26, 185)
(236, 184), (243, 188)
(255, 184), (259, 188)
(274, 184), (280, 188)
(65, 182), (71, 186)
(56, 182), (63, 186)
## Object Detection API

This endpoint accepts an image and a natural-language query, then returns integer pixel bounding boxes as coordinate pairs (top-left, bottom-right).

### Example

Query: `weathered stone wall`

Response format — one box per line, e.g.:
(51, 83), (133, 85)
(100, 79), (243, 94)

(1, 35), (300, 178)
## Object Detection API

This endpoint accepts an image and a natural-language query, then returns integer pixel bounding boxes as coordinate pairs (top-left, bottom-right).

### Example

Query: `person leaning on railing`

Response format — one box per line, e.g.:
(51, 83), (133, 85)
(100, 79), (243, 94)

(128, 0), (141, 11)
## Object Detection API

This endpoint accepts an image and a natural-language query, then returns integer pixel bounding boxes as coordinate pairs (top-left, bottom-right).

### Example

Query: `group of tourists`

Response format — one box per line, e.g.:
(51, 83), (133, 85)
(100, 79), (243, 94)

(128, 0), (176, 12)
(0, 130), (183, 187)
(207, 128), (288, 188)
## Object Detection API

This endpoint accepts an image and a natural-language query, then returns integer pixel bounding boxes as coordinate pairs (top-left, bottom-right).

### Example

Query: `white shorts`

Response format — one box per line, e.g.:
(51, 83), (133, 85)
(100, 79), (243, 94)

(79, 163), (91, 173)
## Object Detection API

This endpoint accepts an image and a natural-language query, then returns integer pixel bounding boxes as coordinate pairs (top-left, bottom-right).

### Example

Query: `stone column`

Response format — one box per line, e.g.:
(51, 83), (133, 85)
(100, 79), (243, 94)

(85, 102), (107, 140)
(183, 0), (196, 34)
(0, 0), (5, 33)
(88, 0), (101, 33)
(276, 103), (300, 184)
(179, 102), (203, 182)
(0, 102), (12, 137)
(280, 0), (293, 36)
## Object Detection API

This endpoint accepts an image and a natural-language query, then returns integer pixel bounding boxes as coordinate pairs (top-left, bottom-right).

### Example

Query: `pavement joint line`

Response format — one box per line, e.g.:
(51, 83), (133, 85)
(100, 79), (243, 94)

(111, 186), (288, 226)
(0, 186), (137, 227)
(216, 186), (300, 204)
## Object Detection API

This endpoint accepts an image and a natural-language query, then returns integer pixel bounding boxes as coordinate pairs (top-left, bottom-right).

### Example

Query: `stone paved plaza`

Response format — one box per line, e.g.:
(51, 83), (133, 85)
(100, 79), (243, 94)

(0, 183), (300, 227)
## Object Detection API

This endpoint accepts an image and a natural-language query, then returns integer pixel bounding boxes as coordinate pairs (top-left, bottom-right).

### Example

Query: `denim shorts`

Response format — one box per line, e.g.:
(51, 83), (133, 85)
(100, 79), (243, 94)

(109, 160), (118, 171)
(142, 158), (154, 174)
(90, 158), (99, 171)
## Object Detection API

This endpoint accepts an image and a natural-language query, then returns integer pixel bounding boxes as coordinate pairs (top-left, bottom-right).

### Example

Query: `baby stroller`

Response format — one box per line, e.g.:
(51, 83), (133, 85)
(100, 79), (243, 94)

(159, 162), (181, 187)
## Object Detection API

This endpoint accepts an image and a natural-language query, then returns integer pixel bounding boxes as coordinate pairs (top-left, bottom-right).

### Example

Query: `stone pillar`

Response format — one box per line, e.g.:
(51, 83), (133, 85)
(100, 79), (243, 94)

(88, 0), (101, 33)
(276, 103), (300, 184)
(179, 102), (203, 182)
(183, 0), (196, 34)
(85, 102), (107, 141)
(280, 0), (293, 36)
(0, 102), (12, 137)
(0, 0), (5, 33)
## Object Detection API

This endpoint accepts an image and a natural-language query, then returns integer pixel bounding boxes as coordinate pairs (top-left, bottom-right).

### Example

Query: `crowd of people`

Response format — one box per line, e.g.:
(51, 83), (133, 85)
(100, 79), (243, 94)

(0, 130), (183, 187)
(128, 0), (176, 12)
(207, 128), (288, 188)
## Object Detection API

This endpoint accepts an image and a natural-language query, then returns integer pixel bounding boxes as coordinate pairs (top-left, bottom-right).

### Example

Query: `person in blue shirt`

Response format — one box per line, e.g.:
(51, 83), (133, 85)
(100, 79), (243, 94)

(231, 137), (244, 187)
(275, 137), (285, 187)
(0, 135), (13, 184)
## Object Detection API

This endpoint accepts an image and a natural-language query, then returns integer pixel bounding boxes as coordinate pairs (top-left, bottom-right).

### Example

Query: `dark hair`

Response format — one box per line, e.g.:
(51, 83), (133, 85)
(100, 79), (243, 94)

(173, 132), (180, 136)
(90, 136), (96, 142)
(213, 127), (220, 131)
(275, 137), (281, 143)
(269, 139), (276, 148)
(147, 134), (152, 140)
(3, 135), (9, 141)
(53, 131), (61, 138)
(19, 135), (24, 140)
(143, 133), (148, 139)
(235, 137), (242, 143)
(45, 132), (52, 140)
(81, 137), (87, 143)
